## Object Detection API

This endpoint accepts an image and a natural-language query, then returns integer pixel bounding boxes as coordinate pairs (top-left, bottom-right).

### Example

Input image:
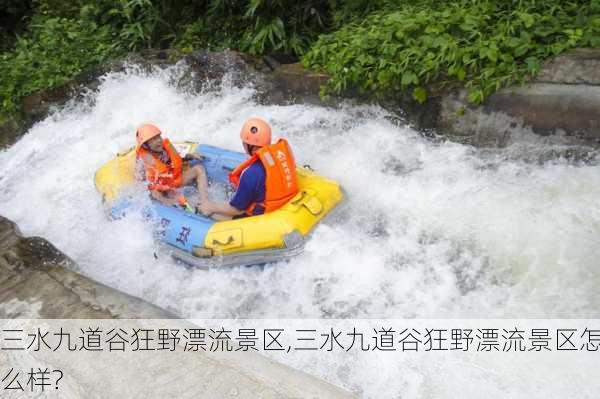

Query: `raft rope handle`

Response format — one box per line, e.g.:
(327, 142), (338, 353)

(290, 190), (323, 215)
(212, 236), (235, 246)
(291, 190), (307, 205)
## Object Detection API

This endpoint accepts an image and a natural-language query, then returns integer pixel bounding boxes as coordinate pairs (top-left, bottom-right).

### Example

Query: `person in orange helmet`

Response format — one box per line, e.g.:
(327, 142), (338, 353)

(198, 117), (298, 220)
(135, 123), (209, 207)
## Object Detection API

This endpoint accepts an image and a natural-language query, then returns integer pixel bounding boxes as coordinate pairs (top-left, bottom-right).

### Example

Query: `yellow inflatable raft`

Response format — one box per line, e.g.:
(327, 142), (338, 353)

(94, 142), (343, 268)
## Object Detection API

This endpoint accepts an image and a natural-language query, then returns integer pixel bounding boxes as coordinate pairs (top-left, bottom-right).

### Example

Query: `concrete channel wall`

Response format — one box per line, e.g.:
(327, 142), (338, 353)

(0, 215), (355, 398)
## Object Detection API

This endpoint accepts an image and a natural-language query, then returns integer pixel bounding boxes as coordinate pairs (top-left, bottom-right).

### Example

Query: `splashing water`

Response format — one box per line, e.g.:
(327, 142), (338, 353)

(1, 63), (600, 397)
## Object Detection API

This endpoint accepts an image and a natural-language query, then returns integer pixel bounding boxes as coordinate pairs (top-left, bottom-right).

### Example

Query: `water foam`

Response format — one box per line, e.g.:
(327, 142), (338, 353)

(1, 63), (599, 397)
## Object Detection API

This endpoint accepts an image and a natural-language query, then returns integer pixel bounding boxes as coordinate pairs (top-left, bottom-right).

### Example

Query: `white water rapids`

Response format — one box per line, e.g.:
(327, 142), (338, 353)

(1, 63), (599, 397)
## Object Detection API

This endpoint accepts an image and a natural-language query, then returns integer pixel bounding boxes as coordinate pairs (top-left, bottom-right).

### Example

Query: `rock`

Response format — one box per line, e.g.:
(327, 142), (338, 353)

(271, 63), (329, 98)
(0, 115), (21, 148)
(536, 48), (600, 85)
(177, 52), (331, 106)
(439, 89), (513, 147)
(266, 52), (300, 65)
(21, 87), (68, 122)
(0, 214), (173, 319)
(486, 84), (600, 141)
(179, 50), (266, 93)
(439, 83), (600, 147)
(0, 216), (21, 250)
(437, 48), (600, 148)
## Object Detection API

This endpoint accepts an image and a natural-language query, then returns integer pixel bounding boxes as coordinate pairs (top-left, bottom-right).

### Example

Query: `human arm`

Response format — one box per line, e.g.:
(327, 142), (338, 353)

(198, 162), (264, 219)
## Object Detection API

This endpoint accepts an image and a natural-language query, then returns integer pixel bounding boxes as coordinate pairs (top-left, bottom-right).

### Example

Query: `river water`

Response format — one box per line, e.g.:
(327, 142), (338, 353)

(1, 63), (599, 397)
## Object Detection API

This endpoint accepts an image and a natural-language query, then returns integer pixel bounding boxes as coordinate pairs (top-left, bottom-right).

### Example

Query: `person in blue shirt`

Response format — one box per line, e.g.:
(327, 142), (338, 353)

(198, 118), (271, 220)
(228, 161), (266, 216)
(198, 117), (298, 220)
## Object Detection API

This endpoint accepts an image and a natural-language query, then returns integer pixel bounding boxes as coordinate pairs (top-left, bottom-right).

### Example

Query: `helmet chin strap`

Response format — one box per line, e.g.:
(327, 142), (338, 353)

(144, 135), (163, 152)
(143, 142), (158, 153)
(244, 143), (261, 155)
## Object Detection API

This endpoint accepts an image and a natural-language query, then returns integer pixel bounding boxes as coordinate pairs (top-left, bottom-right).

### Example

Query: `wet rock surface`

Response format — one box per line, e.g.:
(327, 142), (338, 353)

(438, 48), (600, 148)
(0, 215), (355, 398)
(7, 47), (600, 151)
(536, 48), (600, 85)
(0, 214), (174, 318)
(0, 116), (20, 148)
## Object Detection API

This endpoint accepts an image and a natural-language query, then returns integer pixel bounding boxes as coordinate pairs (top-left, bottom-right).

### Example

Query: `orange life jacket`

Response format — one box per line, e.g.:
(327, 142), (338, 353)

(136, 138), (183, 192)
(229, 138), (298, 215)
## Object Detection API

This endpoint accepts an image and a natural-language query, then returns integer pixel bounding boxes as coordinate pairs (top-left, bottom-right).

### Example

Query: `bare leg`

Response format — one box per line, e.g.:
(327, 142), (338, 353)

(182, 165), (209, 203)
(210, 213), (233, 221)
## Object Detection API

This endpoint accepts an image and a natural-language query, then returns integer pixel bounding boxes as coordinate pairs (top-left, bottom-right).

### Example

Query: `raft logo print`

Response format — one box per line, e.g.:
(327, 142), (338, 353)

(158, 218), (171, 238)
(176, 227), (192, 246)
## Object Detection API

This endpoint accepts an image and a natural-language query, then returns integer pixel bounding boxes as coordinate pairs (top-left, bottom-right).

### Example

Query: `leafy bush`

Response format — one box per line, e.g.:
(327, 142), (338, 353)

(33, 0), (333, 55)
(2, 0), (600, 119)
(0, 0), (34, 51)
(238, 0), (332, 55)
(0, 16), (121, 115)
(174, 12), (246, 53)
(34, 0), (207, 50)
(0, 0), (199, 116)
(330, 0), (400, 27)
(175, 0), (333, 56)
(303, 0), (600, 103)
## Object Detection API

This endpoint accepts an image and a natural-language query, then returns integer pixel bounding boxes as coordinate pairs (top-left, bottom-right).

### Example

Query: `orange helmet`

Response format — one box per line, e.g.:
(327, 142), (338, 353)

(240, 118), (271, 147)
(135, 123), (162, 150)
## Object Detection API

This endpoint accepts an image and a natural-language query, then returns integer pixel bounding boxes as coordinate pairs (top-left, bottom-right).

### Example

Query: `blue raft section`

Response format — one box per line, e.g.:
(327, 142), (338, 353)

(108, 144), (248, 256)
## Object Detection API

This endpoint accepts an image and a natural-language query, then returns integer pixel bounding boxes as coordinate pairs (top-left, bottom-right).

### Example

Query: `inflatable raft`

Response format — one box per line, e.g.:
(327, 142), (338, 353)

(94, 142), (343, 269)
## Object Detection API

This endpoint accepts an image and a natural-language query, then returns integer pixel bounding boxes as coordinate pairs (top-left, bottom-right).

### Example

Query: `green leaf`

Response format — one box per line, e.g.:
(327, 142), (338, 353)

(412, 86), (427, 103)
(486, 48), (498, 63)
(467, 89), (484, 104)
(525, 56), (540, 74)
(401, 71), (418, 86)
(515, 44), (530, 57)
(519, 13), (535, 28)
(588, 35), (600, 46)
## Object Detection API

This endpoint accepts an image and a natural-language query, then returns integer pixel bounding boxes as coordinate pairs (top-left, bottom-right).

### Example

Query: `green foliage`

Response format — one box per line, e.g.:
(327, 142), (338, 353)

(173, 7), (246, 53)
(0, 0), (34, 51)
(238, 0), (332, 55)
(175, 18), (247, 53)
(0, 16), (120, 115)
(2, 0), (600, 119)
(175, 0), (333, 56)
(109, 0), (163, 50)
(330, 0), (400, 27)
(303, 0), (600, 104)
(31, 0), (334, 55)
(34, 0), (208, 50)
(0, 0), (205, 116)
